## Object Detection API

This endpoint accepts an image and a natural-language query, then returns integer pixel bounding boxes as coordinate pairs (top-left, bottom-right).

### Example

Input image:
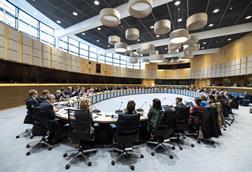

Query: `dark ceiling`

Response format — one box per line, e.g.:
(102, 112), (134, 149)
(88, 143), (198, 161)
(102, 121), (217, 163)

(27, 0), (252, 53)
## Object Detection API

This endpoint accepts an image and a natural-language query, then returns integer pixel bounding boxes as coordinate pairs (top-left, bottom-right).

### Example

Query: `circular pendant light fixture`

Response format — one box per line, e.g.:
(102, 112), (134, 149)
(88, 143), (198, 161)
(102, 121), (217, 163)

(141, 43), (155, 54)
(115, 42), (128, 53)
(108, 35), (121, 45)
(100, 8), (120, 27)
(149, 54), (163, 63)
(170, 29), (189, 44)
(128, 0), (153, 18)
(128, 57), (139, 63)
(186, 13), (208, 30)
(125, 28), (140, 41)
(154, 19), (171, 35)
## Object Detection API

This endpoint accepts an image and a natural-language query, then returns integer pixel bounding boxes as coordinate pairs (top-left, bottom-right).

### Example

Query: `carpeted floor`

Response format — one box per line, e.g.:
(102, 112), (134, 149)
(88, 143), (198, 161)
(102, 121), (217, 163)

(0, 93), (252, 172)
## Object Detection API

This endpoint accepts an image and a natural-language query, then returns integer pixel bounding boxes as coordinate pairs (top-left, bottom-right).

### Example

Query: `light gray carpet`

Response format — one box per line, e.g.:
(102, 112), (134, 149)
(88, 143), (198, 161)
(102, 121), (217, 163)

(0, 94), (252, 172)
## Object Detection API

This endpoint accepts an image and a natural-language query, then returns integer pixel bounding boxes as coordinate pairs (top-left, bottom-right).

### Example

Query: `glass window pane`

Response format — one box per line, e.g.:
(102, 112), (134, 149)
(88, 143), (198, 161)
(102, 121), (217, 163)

(40, 22), (54, 36)
(80, 43), (88, 50)
(40, 32), (54, 45)
(18, 10), (38, 38)
(59, 38), (68, 51)
(90, 47), (97, 53)
(0, 1), (16, 28)
(80, 49), (88, 59)
(89, 52), (97, 61)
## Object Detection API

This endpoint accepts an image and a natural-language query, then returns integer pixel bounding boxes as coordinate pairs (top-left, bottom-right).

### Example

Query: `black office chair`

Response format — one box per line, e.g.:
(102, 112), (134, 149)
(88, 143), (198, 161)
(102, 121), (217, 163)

(26, 107), (54, 156)
(16, 99), (34, 139)
(171, 107), (195, 150)
(63, 109), (97, 170)
(147, 110), (176, 158)
(111, 113), (143, 171)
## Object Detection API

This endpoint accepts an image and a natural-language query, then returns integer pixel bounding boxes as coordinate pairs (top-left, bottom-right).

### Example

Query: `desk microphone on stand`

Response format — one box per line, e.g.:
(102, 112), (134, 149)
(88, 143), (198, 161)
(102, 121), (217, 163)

(136, 101), (147, 113)
(115, 101), (123, 114)
(92, 104), (101, 113)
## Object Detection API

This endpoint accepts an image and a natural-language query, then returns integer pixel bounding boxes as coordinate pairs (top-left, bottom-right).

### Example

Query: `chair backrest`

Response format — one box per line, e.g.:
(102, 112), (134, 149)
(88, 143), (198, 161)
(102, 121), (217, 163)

(153, 110), (176, 139)
(68, 109), (92, 142)
(31, 106), (41, 122)
(116, 113), (140, 147)
(175, 106), (190, 131)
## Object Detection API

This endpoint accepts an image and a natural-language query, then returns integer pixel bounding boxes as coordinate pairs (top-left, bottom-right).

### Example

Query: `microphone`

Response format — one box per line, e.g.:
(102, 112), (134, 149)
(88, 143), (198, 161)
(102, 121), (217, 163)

(92, 103), (101, 113)
(115, 101), (123, 114)
(136, 101), (147, 113)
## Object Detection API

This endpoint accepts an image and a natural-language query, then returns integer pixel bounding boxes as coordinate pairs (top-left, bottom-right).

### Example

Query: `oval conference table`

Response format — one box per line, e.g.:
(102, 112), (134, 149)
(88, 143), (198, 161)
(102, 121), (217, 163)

(55, 88), (199, 123)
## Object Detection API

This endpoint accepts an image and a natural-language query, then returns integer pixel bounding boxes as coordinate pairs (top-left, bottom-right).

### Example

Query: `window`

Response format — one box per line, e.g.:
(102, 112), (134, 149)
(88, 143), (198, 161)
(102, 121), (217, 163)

(40, 22), (54, 45)
(89, 52), (97, 61)
(98, 51), (105, 63)
(120, 55), (127, 68)
(105, 53), (113, 65)
(0, 0), (16, 28)
(59, 37), (68, 51)
(69, 38), (79, 55)
(79, 43), (88, 59)
(89, 47), (97, 53)
(133, 62), (140, 69)
(127, 63), (134, 69)
(18, 10), (38, 38)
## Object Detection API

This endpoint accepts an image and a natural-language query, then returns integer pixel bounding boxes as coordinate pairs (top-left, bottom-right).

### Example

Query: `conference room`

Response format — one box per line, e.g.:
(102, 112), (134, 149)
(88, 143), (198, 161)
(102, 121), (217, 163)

(0, 0), (252, 172)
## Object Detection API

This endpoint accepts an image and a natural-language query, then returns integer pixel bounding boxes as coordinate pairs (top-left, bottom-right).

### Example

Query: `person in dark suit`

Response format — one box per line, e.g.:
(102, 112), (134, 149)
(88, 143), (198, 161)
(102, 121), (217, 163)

(125, 100), (136, 114)
(39, 94), (62, 144)
(175, 97), (186, 109)
(55, 90), (65, 102)
(147, 98), (162, 132)
(24, 89), (39, 124)
(38, 89), (50, 104)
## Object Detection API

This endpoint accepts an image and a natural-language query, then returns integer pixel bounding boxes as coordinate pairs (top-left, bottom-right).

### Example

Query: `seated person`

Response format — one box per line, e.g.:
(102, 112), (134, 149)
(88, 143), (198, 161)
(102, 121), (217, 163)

(64, 86), (74, 98)
(76, 99), (94, 135)
(39, 94), (62, 144)
(55, 90), (64, 102)
(72, 86), (80, 97)
(147, 98), (162, 131)
(200, 95), (209, 107)
(124, 100), (136, 114)
(38, 89), (50, 104)
(175, 97), (186, 109)
(208, 95), (217, 105)
(24, 89), (39, 124)
(189, 98), (204, 132)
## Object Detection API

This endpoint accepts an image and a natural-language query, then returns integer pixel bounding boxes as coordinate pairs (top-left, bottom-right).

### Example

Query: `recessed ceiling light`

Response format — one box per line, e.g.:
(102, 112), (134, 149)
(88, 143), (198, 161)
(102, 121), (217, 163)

(72, 11), (78, 16)
(137, 39), (141, 42)
(150, 25), (154, 29)
(165, 47), (168, 50)
(97, 27), (101, 30)
(201, 47), (205, 49)
(94, 0), (100, 5)
(56, 20), (61, 24)
(174, 1), (181, 6)
(96, 40), (100, 42)
(156, 35), (160, 38)
(107, 45), (110, 47)
(203, 42), (207, 45)
(177, 18), (182, 22)
(208, 23), (214, 27)
(33, 12), (37, 15)
(227, 38), (232, 41)
(82, 32), (85, 35)
(213, 9), (220, 13)
(229, 7), (233, 10)
(245, 16), (252, 20)
(178, 8), (181, 11)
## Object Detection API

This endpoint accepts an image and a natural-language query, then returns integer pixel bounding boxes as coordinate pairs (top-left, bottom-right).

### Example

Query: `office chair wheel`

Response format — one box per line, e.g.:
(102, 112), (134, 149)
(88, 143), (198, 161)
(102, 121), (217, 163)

(87, 161), (92, 166)
(130, 165), (135, 170)
(140, 154), (144, 158)
(111, 160), (115, 166)
(191, 144), (195, 148)
(151, 152), (155, 156)
(26, 152), (30, 156)
(48, 147), (53, 151)
(179, 147), (183, 150)
(30, 136), (33, 139)
(63, 153), (67, 158)
(223, 128), (226, 131)
(197, 140), (201, 144)
(16, 135), (20, 139)
(171, 146), (176, 150)
(211, 141), (215, 145)
(65, 164), (70, 170)
(26, 144), (30, 148)
(228, 123), (231, 126)
(182, 136), (186, 139)
(169, 155), (173, 159)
